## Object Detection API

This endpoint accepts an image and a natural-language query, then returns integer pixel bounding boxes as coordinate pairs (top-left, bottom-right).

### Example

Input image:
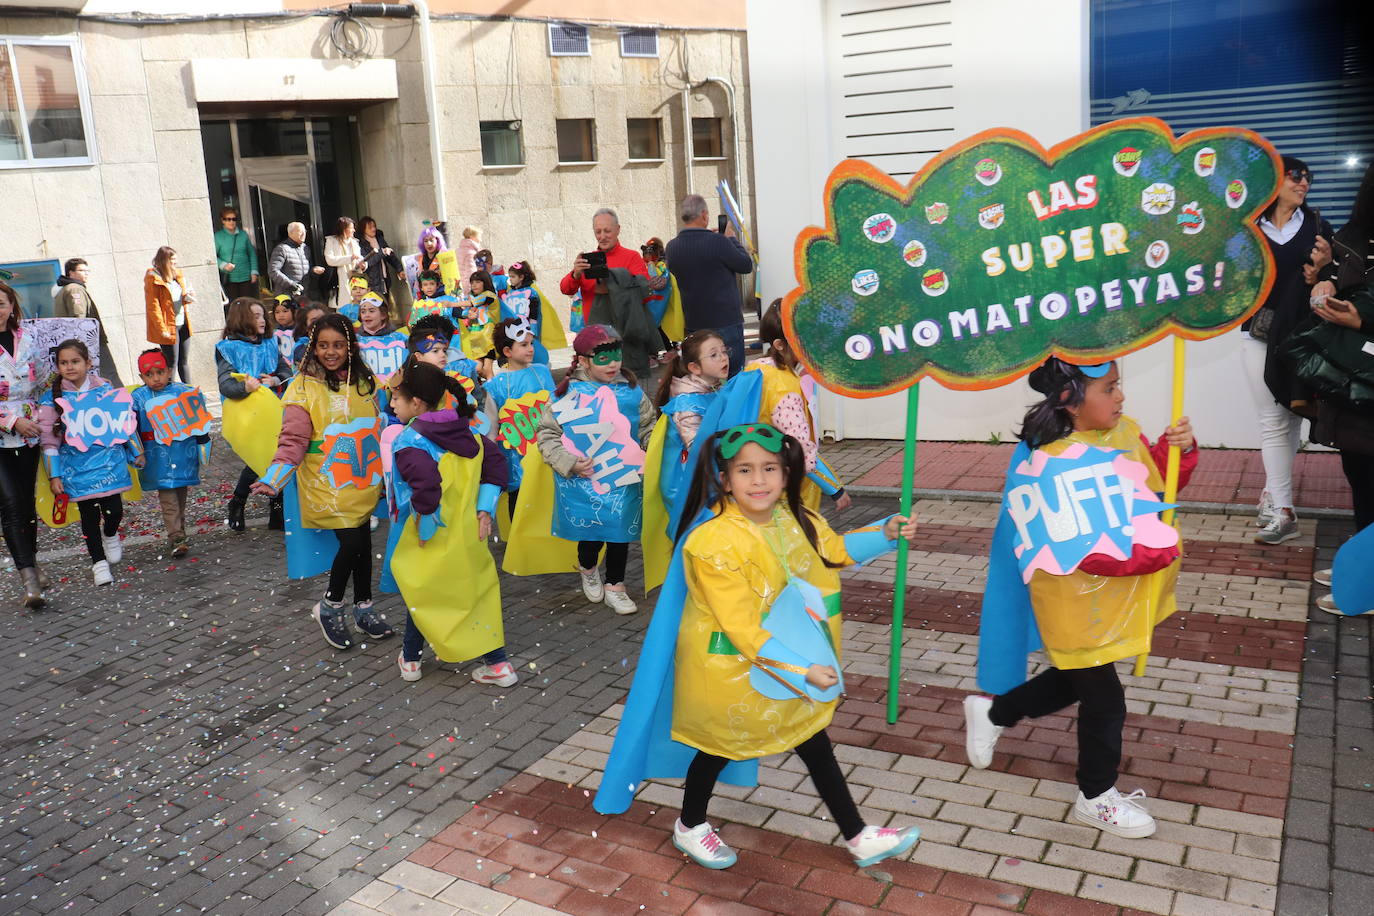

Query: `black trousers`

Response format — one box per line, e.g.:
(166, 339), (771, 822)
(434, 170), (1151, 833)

(232, 465), (256, 502)
(578, 540), (628, 584)
(221, 279), (259, 307)
(682, 729), (864, 840)
(160, 323), (192, 385)
(989, 663), (1125, 798)
(1341, 450), (1374, 531)
(77, 494), (123, 563)
(0, 445), (39, 569)
(326, 521), (372, 604)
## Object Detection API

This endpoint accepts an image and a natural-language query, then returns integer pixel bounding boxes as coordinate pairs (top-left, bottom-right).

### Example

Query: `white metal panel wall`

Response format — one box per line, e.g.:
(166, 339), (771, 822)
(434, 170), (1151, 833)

(749, 1), (1111, 444)
(828, 0), (956, 179)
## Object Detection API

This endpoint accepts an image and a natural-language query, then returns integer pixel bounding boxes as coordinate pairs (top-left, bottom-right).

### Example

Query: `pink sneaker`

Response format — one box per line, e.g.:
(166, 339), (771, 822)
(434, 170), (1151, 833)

(472, 661), (518, 687)
(397, 653), (421, 682)
(847, 825), (920, 867)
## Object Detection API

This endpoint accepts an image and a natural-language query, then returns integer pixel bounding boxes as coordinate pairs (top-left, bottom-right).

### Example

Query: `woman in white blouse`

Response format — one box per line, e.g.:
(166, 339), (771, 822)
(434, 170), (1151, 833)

(324, 217), (365, 309)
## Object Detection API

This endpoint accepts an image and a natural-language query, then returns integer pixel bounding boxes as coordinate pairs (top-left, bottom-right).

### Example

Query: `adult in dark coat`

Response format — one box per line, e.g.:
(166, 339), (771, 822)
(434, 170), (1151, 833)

(664, 194), (754, 376)
(1289, 162), (1374, 613)
(357, 216), (404, 299)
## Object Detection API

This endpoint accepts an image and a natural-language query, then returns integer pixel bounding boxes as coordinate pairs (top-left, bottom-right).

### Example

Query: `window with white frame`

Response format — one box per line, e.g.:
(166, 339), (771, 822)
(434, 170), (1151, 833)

(1, 36), (95, 167)
(619, 28), (658, 58)
(548, 23), (591, 57)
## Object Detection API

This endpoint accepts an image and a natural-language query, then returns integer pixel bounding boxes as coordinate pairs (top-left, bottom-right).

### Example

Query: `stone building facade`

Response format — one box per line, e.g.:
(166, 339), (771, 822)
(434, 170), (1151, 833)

(0, 2), (752, 381)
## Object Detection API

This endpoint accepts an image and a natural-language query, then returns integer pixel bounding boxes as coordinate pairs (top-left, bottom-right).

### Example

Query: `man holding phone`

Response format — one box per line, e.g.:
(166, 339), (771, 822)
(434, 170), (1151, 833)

(665, 194), (755, 376)
(561, 208), (654, 327)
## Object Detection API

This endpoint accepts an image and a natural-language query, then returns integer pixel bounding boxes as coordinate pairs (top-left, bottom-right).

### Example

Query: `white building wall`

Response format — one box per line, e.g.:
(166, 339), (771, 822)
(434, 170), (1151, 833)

(747, 0), (1265, 448)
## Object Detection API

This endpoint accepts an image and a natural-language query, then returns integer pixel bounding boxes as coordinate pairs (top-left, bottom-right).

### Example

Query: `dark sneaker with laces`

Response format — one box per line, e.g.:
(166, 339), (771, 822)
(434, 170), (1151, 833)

(353, 601), (394, 639)
(314, 600), (354, 650)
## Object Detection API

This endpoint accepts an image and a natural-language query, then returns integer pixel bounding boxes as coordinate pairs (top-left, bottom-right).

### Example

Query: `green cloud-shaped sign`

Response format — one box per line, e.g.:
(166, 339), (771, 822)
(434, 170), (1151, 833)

(781, 118), (1281, 396)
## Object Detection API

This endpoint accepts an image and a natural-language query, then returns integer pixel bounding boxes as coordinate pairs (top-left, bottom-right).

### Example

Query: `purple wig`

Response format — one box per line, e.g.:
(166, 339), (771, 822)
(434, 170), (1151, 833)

(417, 225), (447, 257)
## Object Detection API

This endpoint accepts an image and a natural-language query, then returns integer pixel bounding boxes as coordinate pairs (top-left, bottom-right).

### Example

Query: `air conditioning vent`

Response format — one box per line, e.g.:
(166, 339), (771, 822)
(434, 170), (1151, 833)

(620, 28), (658, 58)
(548, 23), (591, 57)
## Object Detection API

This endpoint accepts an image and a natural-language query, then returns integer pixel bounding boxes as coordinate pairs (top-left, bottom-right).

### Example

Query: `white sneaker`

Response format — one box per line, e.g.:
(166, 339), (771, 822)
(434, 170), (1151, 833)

(472, 661), (518, 687)
(101, 534), (122, 564)
(603, 586), (637, 615)
(1073, 787), (1156, 838)
(847, 825), (920, 868)
(1314, 568), (1333, 587)
(579, 566), (604, 603)
(1256, 491), (1277, 528)
(398, 652), (422, 682)
(91, 560), (113, 587)
(673, 819), (736, 869)
(1255, 511), (1300, 545)
(963, 695), (1003, 769)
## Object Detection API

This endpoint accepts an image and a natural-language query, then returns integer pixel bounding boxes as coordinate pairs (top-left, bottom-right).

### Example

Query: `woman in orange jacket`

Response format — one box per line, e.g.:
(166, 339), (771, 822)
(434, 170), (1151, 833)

(144, 245), (195, 383)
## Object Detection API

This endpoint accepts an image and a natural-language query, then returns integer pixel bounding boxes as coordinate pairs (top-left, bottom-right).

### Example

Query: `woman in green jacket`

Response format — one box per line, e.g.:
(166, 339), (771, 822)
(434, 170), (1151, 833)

(214, 206), (259, 306)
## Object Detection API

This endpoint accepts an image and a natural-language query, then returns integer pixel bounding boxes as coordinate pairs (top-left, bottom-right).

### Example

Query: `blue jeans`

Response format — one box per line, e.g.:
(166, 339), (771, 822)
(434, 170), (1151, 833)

(693, 321), (745, 378)
(402, 615), (508, 666)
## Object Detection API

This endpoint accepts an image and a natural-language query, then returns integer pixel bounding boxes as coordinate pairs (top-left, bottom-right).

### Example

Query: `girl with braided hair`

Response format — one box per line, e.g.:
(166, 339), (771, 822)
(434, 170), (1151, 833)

(251, 313), (390, 650)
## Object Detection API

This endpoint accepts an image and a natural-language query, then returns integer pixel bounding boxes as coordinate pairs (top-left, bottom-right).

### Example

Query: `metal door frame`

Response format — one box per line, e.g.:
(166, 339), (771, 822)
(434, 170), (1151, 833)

(222, 117), (325, 260)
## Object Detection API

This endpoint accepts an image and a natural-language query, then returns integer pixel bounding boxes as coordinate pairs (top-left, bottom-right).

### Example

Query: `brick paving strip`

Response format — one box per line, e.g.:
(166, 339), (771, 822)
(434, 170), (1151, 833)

(331, 497), (1364, 916)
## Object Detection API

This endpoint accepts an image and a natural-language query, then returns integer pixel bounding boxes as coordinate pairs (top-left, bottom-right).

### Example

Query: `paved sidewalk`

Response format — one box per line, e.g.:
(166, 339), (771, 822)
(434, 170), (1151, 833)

(825, 439), (1353, 513)
(332, 501), (1369, 916)
(0, 435), (1366, 916)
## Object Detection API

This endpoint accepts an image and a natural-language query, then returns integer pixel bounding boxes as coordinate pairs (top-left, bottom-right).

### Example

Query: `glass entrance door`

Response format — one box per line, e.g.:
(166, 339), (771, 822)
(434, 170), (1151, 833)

(200, 116), (364, 299)
(238, 155), (318, 271)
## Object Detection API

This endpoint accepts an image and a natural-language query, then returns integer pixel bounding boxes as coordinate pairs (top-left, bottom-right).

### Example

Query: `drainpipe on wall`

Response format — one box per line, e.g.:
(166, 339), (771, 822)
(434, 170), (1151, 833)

(698, 76), (743, 217)
(413, 0), (447, 222)
(681, 84), (695, 196)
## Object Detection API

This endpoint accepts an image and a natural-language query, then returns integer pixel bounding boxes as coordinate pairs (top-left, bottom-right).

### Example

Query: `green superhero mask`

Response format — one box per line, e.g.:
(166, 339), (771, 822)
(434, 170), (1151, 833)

(717, 423), (786, 459)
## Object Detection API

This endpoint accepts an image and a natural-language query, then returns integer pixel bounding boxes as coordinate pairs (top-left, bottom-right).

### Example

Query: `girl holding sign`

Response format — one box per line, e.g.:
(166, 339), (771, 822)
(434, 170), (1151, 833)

(535, 325), (657, 615)
(594, 424), (920, 871)
(217, 299), (291, 533)
(251, 314), (390, 651)
(965, 359), (1197, 840)
(133, 349), (209, 557)
(387, 361), (514, 685)
(356, 293), (409, 380)
(481, 318), (555, 523)
(501, 260), (566, 365)
(38, 340), (145, 586)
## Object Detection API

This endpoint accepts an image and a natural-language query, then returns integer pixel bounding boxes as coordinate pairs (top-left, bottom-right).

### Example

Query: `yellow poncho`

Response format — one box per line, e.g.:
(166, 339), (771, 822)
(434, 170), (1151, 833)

(673, 500), (856, 760)
(280, 374), (381, 529)
(1027, 416), (1180, 669)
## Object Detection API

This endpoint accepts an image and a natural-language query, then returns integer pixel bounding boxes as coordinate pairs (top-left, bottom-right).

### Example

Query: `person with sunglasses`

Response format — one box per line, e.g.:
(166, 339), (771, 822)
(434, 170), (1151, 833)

(214, 207), (260, 305)
(1242, 155), (1335, 545)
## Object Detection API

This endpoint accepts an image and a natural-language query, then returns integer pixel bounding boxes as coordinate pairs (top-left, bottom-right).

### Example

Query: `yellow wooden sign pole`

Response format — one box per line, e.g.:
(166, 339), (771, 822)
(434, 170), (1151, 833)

(1134, 336), (1187, 677)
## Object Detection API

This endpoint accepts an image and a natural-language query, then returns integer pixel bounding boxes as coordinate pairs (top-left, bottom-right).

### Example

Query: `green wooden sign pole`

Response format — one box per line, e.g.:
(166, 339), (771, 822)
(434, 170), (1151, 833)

(887, 384), (921, 725)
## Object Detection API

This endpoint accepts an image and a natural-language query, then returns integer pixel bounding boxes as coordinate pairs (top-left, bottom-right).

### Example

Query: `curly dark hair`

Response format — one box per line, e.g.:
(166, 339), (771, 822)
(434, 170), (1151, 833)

(298, 312), (376, 395)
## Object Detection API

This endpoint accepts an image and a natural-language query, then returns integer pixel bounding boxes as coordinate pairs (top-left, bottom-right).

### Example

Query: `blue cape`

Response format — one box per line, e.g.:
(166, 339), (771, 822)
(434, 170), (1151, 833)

(282, 477), (336, 579)
(976, 442), (1043, 695)
(594, 507), (758, 815)
(1333, 522), (1374, 615)
(665, 370), (762, 537)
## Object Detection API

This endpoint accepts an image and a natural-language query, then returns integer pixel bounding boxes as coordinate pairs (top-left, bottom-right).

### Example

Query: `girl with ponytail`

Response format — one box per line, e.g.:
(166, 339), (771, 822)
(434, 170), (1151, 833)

(595, 422), (921, 872)
(386, 361), (515, 686)
(250, 313), (387, 652)
(966, 357), (1199, 842)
